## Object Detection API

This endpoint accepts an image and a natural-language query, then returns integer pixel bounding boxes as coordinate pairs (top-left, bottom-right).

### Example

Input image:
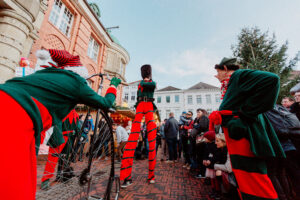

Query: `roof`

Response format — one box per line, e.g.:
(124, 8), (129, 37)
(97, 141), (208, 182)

(157, 86), (181, 92)
(187, 82), (219, 90)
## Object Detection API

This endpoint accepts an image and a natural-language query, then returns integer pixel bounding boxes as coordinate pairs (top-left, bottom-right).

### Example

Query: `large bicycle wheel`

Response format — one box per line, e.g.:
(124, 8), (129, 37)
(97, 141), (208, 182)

(35, 109), (118, 200)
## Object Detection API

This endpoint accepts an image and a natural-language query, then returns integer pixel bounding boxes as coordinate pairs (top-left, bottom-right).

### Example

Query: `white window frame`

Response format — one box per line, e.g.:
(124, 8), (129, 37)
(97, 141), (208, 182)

(175, 95), (180, 103)
(124, 93), (128, 101)
(206, 94), (212, 104)
(196, 95), (202, 104)
(87, 37), (100, 62)
(166, 96), (171, 103)
(157, 96), (161, 103)
(49, 0), (73, 37)
(187, 95), (193, 105)
(131, 92), (135, 101)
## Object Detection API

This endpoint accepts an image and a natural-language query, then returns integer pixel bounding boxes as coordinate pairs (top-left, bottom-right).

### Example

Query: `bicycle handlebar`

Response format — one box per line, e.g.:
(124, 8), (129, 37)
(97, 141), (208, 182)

(86, 73), (129, 86)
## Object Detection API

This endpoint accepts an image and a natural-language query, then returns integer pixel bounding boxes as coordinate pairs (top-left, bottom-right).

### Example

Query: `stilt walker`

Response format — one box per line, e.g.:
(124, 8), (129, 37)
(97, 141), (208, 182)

(0, 49), (121, 200)
(209, 58), (285, 200)
(120, 64), (157, 188)
(41, 109), (79, 189)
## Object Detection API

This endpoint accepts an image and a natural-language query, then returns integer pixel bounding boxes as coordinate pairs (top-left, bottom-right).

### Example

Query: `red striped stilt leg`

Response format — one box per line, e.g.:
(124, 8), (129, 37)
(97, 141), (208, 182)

(223, 127), (278, 200)
(144, 102), (157, 181)
(120, 104), (144, 181)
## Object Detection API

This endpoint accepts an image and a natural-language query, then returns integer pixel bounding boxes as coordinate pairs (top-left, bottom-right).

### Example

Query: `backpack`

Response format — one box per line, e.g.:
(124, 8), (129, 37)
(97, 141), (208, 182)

(265, 105), (300, 137)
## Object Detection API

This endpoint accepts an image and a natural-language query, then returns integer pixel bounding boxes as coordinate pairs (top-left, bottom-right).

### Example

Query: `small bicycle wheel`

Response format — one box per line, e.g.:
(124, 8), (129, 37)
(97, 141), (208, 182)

(35, 109), (118, 200)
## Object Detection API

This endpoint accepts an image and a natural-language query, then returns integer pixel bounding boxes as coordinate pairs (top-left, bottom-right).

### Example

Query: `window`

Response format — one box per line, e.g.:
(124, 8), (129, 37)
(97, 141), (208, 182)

(166, 96), (170, 103)
(87, 37), (100, 62)
(206, 94), (212, 104)
(124, 93), (128, 101)
(49, 0), (73, 36)
(187, 95), (193, 105)
(131, 92), (135, 101)
(175, 95), (179, 103)
(215, 94), (221, 103)
(196, 95), (202, 104)
(157, 96), (161, 103)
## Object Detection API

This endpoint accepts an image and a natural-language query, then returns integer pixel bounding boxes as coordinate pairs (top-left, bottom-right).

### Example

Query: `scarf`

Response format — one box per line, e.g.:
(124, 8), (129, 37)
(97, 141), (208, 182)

(220, 75), (231, 100)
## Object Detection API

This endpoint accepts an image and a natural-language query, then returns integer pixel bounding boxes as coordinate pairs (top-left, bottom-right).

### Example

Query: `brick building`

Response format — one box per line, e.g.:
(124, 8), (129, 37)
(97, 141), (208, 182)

(28, 0), (130, 105)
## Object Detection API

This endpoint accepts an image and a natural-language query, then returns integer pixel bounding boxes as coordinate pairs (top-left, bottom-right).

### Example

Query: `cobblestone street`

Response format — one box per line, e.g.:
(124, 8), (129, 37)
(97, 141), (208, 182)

(117, 157), (213, 200)
(36, 149), (214, 200)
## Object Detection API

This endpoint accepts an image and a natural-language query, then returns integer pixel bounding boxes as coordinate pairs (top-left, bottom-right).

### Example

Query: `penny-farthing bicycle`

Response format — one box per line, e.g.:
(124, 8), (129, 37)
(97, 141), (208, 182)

(36, 73), (121, 200)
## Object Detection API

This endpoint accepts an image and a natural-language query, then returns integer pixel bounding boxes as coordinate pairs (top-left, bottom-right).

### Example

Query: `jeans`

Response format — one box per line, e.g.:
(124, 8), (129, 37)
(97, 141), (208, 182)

(166, 138), (178, 161)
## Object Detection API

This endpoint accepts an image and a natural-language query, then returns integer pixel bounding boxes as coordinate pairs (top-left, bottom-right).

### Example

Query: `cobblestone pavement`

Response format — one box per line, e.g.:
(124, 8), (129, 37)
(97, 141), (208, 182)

(36, 149), (214, 200)
(116, 158), (213, 200)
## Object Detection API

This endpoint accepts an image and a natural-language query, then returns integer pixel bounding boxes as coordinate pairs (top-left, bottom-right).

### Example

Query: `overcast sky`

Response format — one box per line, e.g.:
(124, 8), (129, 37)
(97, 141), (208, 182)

(89, 0), (300, 89)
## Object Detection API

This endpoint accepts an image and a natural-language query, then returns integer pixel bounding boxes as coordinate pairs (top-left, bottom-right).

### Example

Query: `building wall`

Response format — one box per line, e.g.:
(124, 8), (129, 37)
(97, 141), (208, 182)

(0, 0), (47, 83)
(122, 81), (221, 120)
(154, 89), (221, 120)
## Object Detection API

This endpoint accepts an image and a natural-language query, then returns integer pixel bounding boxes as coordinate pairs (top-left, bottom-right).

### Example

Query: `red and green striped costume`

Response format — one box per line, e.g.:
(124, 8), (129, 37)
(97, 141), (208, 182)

(0, 68), (117, 200)
(120, 80), (157, 181)
(210, 69), (285, 200)
(41, 109), (79, 182)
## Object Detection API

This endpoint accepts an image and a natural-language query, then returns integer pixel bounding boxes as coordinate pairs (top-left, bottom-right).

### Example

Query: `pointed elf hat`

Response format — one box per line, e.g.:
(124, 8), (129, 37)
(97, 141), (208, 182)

(36, 49), (89, 78)
(48, 49), (83, 69)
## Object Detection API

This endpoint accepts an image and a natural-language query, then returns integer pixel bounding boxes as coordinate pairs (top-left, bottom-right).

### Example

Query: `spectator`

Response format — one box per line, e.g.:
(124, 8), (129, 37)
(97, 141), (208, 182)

(290, 92), (300, 120)
(156, 122), (162, 154)
(178, 111), (189, 159)
(281, 97), (294, 111)
(182, 111), (194, 170)
(213, 133), (236, 199)
(164, 112), (179, 163)
(194, 108), (209, 178)
(202, 131), (219, 198)
(160, 119), (168, 161)
(113, 123), (129, 162)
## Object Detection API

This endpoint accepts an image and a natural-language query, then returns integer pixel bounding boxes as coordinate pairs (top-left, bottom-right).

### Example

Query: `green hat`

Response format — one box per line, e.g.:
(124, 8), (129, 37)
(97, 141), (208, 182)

(215, 57), (239, 70)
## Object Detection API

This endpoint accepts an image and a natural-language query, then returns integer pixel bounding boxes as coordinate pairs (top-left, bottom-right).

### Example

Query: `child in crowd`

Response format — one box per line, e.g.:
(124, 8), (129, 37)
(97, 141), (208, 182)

(202, 131), (220, 199)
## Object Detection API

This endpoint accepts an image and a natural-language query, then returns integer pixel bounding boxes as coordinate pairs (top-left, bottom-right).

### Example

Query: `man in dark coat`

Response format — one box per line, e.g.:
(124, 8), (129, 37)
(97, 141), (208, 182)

(164, 112), (179, 162)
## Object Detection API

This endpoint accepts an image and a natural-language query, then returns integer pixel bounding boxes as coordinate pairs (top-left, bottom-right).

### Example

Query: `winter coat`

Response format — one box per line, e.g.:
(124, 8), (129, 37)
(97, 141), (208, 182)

(164, 117), (179, 139)
(193, 116), (209, 133)
(214, 152), (232, 173)
(203, 141), (218, 169)
(290, 102), (300, 121)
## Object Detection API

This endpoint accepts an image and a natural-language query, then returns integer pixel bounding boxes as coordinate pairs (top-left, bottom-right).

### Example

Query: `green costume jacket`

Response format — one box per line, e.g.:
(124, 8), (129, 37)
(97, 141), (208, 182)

(0, 68), (116, 151)
(219, 69), (285, 158)
(135, 80), (157, 111)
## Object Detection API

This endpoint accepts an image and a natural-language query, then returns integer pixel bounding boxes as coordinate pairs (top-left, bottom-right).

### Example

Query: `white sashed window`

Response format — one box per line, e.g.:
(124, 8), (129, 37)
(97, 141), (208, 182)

(49, 0), (73, 36)
(187, 95), (193, 105)
(87, 37), (100, 62)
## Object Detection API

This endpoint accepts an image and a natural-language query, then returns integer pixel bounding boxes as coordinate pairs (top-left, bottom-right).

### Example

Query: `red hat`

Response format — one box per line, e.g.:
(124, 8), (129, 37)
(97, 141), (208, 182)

(203, 131), (216, 141)
(48, 49), (82, 68)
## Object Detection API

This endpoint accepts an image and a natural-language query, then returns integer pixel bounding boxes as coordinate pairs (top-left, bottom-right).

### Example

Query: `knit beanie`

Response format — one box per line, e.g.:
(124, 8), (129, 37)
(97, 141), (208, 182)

(203, 131), (216, 141)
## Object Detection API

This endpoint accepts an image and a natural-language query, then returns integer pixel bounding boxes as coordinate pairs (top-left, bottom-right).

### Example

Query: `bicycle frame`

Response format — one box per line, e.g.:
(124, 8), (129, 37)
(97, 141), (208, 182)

(68, 73), (118, 200)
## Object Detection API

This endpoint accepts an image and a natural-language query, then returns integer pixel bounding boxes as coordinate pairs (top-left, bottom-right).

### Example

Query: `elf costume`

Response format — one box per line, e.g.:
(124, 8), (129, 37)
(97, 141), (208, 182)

(0, 49), (121, 200)
(209, 58), (285, 200)
(120, 65), (157, 185)
(41, 109), (79, 189)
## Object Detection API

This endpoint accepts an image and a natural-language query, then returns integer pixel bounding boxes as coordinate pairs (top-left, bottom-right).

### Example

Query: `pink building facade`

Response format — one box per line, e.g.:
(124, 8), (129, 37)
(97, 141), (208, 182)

(28, 0), (129, 105)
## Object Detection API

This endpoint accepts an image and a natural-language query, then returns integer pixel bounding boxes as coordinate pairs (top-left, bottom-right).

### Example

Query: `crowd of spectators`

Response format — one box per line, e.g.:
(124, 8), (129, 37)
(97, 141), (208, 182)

(160, 101), (300, 200)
